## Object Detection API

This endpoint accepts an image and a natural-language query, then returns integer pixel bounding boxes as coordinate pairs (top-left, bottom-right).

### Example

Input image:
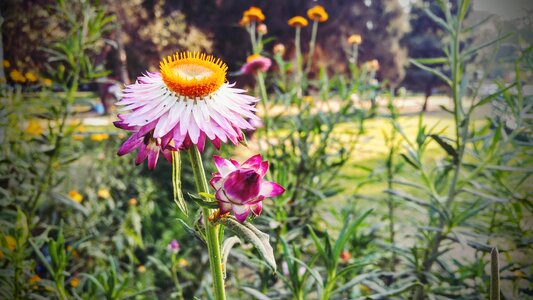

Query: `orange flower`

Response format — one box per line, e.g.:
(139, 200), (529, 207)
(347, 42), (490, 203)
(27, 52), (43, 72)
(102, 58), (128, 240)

(239, 15), (250, 27)
(128, 198), (138, 206)
(70, 277), (79, 288)
(307, 5), (328, 22)
(243, 6), (265, 22)
(288, 16), (308, 28)
(69, 190), (83, 203)
(348, 34), (362, 45)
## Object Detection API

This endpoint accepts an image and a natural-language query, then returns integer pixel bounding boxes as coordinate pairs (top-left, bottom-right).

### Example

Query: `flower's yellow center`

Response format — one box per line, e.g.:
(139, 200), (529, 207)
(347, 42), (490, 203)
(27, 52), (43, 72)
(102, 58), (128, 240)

(160, 52), (227, 98)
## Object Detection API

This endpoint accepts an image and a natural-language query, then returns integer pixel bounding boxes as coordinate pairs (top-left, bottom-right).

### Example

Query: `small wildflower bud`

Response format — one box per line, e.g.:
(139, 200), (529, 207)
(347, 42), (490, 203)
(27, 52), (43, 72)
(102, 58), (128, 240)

(137, 265), (146, 273)
(97, 188), (111, 199)
(347, 34), (362, 45)
(129, 198), (138, 206)
(303, 96), (313, 105)
(70, 277), (79, 288)
(340, 250), (352, 263)
(42, 78), (53, 86)
(73, 134), (84, 141)
(25, 72), (38, 82)
(273, 43), (285, 56)
(167, 239), (180, 253)
(257, 23), (268, 35)
(26, 120), (43, 136)
(210, 154), (285, 223)
(69, 191), (83, 203)
(241, 55), (272, 75)
(3, 60), (10, 68)
(178, 258), (189, 267)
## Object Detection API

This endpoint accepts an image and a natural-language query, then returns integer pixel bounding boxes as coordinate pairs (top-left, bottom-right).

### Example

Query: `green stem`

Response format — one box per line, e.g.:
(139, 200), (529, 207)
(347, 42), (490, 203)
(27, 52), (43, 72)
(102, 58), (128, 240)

(256, 71), (269, 140)
(305, 20), (319, 75)
(490, 248), (500, 300)
(171, 254), (185, 300)
(188, 146), (226, 300)
(294, 26), (303, 98)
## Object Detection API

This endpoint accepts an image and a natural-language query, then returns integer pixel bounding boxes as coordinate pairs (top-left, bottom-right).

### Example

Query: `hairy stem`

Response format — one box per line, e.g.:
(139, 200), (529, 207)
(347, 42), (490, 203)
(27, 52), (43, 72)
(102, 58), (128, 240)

(188, 146), (226, 300)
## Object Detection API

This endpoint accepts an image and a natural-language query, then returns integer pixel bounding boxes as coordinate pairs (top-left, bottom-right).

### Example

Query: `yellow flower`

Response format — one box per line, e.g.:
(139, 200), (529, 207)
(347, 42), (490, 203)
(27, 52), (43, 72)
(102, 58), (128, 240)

(348, 34), (362, 45)
(273, 43), (285, 56)
(77, 125), (86, 133)
(25, 72), (38, 82)
(97, 188), (111, 199)
(118, 133), (126, 139)
(128, 198), (138, 206)
(73, 134), (85, 141)
(42, 78), (53, 86)
(69, 191), (83, 203)
(26, 120), (43, 136)
(288, 16), (308, 28)
(3, 60), (10, 68)
(70, 277), (79, 288)
(178, 258), (189, 267)
(303, 96), (313, 104)
(90, 133), (109, 142)
(137, 265), (146, 273)
(0, 235), (16, 258)
(9, 70), (26, 83)
(243, 6), (265, 22)
(307, 5), (328, 22)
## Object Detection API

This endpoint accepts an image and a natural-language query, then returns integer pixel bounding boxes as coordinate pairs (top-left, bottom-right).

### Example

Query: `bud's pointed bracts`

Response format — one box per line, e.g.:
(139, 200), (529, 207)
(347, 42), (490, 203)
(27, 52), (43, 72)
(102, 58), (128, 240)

(210, 154), (284, 223)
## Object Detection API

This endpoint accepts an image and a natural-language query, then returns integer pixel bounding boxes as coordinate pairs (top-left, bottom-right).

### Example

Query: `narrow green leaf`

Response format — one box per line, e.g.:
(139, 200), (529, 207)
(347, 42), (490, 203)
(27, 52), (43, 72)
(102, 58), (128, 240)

(409, 59), (452, 86)
(429, 134), (458, 163)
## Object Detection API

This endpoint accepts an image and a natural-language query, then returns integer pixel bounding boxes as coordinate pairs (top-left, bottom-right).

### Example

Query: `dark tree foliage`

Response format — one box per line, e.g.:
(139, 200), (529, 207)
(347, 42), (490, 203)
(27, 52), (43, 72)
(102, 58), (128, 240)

(3, 0), (409, 86)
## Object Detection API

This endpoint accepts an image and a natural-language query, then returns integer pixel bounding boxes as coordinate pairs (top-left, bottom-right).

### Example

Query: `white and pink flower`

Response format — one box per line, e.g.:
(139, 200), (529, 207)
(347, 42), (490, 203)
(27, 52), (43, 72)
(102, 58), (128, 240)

(210, 154), (284, 223)
(114, 52), (261, 169)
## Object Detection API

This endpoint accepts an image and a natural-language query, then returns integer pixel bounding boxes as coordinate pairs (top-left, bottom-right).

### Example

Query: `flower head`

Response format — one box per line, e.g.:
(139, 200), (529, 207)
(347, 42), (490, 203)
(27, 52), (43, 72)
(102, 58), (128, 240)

(257, 24), (268, 35)
(97, 188), (111, 199)
(10, 70), (26, 83)
(167, 239), (180, 253)
(239, 15), (250, 27)
(115, 52), (259, 169)
(366, 59), (380, 72)
(241, 55), (272, 75)
(25, 72), (38, 82)
(90, 133), (109, 142)
(210, 154), (285, 223)
(129, 197), (138, 206)
(243, 6), (265, 22)
(348, 34), (362, 45)
(26, 120), (43, 136)
(69, 191), (83, 203)
(273, 44), (286, 56)
(70, 277), (79, 288)
(288, 16), (308, 28)
(3, 60), (10, 68)
(307, 5), (328, 22)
